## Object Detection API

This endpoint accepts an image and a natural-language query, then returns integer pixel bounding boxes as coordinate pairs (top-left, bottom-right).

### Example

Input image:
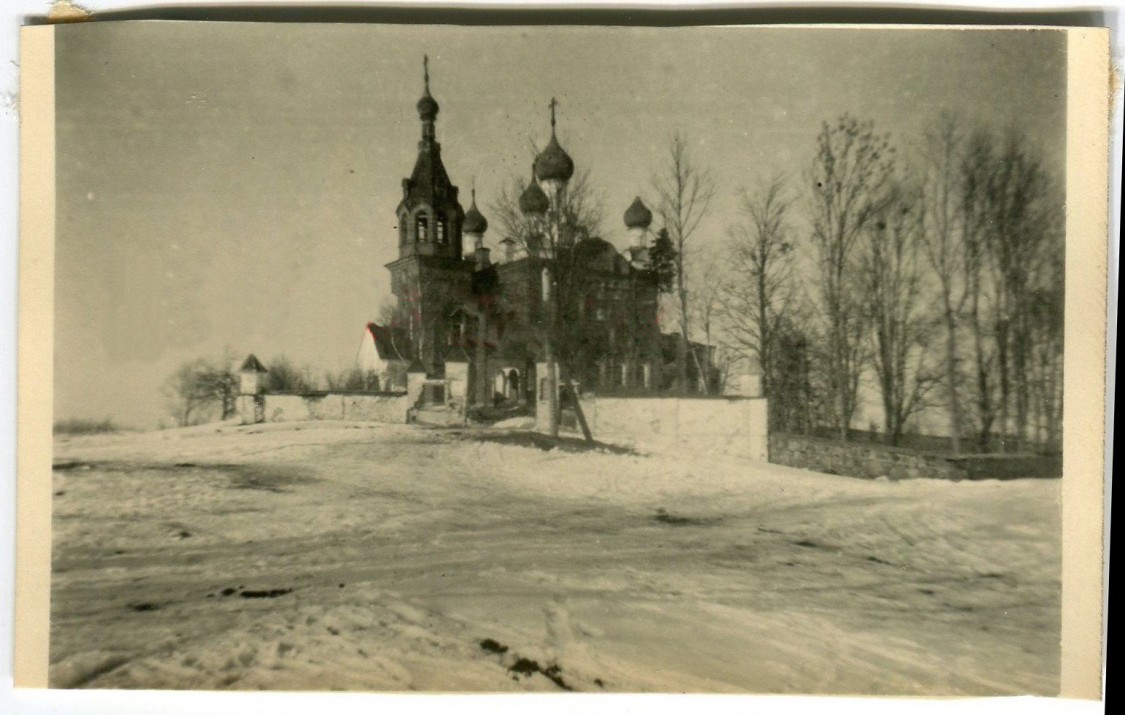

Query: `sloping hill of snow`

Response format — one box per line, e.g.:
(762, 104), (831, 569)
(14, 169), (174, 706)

(50, 422), (1060, 694)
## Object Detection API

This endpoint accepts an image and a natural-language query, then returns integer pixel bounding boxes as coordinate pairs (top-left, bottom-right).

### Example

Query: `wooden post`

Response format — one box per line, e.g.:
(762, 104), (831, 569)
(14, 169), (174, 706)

(559, 361), (593, 443)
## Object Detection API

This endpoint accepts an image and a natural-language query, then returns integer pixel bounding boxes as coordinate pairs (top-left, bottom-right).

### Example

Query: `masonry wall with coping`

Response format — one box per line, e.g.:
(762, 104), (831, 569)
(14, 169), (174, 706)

(238, 391), (412, 425)
(238, 372), (434, 425)
(768, 432), (1060, 480)
(539, 393), (769, 461)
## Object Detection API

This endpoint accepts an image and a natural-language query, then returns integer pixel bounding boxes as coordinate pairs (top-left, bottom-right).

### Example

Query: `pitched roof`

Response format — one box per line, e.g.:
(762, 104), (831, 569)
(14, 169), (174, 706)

(366, 322), (412, 361)
(240, 354), (268, 373)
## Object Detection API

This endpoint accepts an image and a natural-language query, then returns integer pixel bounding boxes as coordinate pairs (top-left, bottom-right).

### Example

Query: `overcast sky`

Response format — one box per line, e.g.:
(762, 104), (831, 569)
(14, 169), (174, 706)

(53, 22), (1066, 428)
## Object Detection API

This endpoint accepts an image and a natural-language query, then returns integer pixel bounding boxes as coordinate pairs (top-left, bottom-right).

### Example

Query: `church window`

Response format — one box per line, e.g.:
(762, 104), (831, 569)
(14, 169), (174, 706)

(436, 219), (447, 245)
(416, 215), (429, 241)
(447, 312), (465, 346)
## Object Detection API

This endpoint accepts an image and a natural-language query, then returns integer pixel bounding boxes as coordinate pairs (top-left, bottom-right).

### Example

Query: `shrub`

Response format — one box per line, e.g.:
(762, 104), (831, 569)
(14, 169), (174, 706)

(53, 418), (118, 435)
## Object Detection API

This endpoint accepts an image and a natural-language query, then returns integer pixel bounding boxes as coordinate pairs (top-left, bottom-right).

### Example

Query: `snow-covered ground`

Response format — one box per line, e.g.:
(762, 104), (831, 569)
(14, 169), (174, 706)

(49, 421), (1060, 694)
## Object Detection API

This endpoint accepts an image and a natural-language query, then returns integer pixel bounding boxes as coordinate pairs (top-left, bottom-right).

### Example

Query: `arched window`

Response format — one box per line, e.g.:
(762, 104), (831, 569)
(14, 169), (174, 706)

(436, 219), (447, 245)
(416, 215), (429, 242)
(447, 311), (465, 346)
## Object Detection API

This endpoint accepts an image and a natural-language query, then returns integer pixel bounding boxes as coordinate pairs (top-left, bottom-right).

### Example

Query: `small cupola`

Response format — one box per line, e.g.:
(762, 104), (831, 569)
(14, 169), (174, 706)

(624, 196), (653, 230)
(463, 189), (489, 236)
(519, 169), (550, 216)
(416, 55), (439, 122)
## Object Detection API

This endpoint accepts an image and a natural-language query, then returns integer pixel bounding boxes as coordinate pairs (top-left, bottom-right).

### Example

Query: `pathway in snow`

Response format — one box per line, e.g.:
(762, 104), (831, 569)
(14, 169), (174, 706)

(49, 421), (1060, 694)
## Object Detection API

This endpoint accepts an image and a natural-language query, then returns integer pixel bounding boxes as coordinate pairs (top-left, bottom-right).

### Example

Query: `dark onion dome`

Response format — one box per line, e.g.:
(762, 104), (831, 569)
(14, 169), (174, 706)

(417, 91), (439, 121)
(534, 97), (575, 184)
(417, 55), (439, 121)
(623, 196), (653, 229)
(519, 175), (550, 216)
(463, 190), (488, 234)
(534, 133), (575, 184)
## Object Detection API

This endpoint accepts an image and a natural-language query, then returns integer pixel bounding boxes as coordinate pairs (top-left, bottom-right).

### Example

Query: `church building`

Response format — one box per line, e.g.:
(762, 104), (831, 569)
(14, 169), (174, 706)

(372, 58), (671, 411)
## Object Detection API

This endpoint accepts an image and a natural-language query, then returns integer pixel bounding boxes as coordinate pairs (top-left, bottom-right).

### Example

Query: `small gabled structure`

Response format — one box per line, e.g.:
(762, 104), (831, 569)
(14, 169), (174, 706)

(239, 354), (268, 395)
(357, 322), (412, 390)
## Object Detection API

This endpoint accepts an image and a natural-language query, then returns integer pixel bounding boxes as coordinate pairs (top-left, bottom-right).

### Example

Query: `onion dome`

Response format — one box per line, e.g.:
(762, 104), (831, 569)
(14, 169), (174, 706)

(533, 97), (575, 183)
(623, 196), (653, 230)
(535, 134), (575, 183)
(519, 171), (550, 216)
(463, 189), (488, 234)
(417, 93), (439, 121)
(416, 55), (439, 121)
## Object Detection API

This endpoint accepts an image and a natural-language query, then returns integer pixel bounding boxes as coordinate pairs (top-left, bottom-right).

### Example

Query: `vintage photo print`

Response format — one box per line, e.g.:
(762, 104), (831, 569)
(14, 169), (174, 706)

(16, 20), (1108, 702)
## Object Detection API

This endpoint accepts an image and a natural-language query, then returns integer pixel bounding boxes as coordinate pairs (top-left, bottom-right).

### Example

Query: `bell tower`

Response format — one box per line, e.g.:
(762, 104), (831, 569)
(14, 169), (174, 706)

(386, 56), (473, 377)
(394, 55), (465, 260)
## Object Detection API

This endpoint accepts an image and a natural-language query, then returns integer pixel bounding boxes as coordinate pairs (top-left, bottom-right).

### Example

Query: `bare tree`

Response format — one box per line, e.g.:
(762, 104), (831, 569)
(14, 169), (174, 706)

(959, 127), (1060, 451)
(717, 175), (798, 402)
(163, 349), (240, 427)
(263, 356), (316, 393)
(489, 162), (609, 440)
(859, 183), (938, 445)
(959, 130), (1001, 450)
(653, 131), (717, 394)
(987, 131), (1057, 451)
(918, 113), (969, 454)
(806, 115), (896, 440)
(492, 167), (606, 257)
(688, 250), (727, 394)
(325, 366), (381, 392)
(1026, 234), (1064, 450)
(164, 358), (215, 427)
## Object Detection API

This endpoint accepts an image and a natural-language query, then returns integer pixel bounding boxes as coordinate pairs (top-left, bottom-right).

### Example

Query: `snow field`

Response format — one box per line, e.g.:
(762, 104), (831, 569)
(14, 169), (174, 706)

(49, 421), (1060, 694)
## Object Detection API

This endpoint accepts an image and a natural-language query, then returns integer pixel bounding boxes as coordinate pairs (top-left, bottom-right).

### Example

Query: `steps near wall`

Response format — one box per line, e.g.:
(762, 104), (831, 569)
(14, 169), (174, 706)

(411, 405), (467, 427)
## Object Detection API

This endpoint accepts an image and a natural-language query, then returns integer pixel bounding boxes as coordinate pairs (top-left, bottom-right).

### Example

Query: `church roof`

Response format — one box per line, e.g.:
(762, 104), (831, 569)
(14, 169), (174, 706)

(624, 196), (653, 229)
(568, 235), (632, 275)
(401, 139), (460, 213)
(534, 133), (575, 184)
(366, 322), (411, 361)
(533, 98), (575, 184)
(398, 56), (461, 215)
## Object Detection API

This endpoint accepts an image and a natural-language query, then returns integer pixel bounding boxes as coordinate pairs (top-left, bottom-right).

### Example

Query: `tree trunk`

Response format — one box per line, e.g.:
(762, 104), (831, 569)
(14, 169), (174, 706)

(1013, 310), (1030, 451)
(996, 318), (1010, 453)
(943, 307), (962, 455)
(970, 294), (993, 451)
(476, 311), (489, 406)
(545, 342), (559, 439)
(678, 298), (691, 395)
(543, 267), (560, 439)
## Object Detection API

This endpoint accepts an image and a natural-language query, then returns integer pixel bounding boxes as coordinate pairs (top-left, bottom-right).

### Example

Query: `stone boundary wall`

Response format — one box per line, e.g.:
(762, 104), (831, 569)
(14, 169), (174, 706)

(238, 391), (412, 425)
(541, 394), (769, 461)
(769, 433), (1060, 480)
